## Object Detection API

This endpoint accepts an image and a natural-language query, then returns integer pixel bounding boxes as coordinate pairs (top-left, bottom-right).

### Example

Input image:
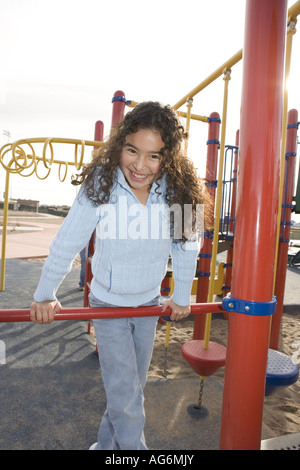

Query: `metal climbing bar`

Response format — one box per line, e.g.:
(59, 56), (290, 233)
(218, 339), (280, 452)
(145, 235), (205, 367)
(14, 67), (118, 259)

(0, 302), (225, 323)
(219, 145), (238, 239)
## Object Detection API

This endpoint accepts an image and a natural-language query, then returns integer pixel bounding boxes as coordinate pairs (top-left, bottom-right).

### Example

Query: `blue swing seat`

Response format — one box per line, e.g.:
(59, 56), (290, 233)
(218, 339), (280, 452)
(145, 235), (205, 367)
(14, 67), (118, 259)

(265, 349), (299, 396)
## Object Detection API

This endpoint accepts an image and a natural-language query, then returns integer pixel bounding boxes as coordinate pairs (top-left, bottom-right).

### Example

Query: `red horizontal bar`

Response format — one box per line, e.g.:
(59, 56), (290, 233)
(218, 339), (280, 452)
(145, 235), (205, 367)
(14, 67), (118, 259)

(0, 302), (225, 322)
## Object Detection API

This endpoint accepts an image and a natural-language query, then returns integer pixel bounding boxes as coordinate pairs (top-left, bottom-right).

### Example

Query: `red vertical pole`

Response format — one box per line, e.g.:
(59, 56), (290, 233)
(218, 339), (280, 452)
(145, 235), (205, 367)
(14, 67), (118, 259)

(270, 109), (298, 349)
(84, 120), (104, 309)
(111, 90), (126, 129)
(94, 120), (104, 150)
(220, 0), (287, 450)
(194, 112), (220, 339)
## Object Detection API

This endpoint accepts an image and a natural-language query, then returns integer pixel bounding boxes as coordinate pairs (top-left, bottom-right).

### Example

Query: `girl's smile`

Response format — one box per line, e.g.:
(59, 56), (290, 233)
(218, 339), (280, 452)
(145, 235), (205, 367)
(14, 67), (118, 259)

(120, 128), (163, 203)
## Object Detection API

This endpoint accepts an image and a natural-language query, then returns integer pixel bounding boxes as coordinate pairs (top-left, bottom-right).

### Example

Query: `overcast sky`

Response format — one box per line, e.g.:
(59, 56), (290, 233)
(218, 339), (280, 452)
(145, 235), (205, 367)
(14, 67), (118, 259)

(0, 0), (299, 206)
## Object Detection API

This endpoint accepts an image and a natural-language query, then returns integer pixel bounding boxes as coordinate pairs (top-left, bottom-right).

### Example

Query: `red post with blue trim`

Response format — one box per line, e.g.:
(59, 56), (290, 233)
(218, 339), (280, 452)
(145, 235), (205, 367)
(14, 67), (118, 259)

(270, 109), (299, 350)
(194, 112), (220, 339)
(111, 90), (126, 129)
(84, 120), (105, 310)
(219, 0), (288, 450)
(93, 120), (104, 150)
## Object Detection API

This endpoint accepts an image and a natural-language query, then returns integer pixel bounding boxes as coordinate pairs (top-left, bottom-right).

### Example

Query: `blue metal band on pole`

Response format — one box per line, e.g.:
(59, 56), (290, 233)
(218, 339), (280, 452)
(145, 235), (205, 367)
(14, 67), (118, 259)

(226, 145), (239, 150)
(280, 221), (292, 226)
(205, 180), (218, 187)
(222, 293), (277, 316)
(207, 116), (221, 123)
(285, 152), (297, 158)
(202, 230), (214, 239)
(112, 96), (131, 105)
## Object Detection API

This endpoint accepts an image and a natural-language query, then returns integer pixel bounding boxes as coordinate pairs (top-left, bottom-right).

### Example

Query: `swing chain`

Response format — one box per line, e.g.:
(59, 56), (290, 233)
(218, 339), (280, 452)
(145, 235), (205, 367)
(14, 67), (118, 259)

(194, 378), (205, 410)
(163, 347), (168, 379)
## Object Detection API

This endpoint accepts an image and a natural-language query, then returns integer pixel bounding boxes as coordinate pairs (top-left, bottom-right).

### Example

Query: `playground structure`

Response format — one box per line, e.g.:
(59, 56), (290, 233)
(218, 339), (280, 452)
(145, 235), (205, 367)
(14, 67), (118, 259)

(0, 0), (300, 451)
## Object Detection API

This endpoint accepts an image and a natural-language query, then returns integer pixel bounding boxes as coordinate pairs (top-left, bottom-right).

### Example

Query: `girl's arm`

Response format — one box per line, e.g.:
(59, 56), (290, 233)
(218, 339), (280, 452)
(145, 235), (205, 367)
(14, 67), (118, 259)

(161, 298), (190, 321)
(31, 187), (99, 323)
(30, 300), (62, 324)
(166, 238), (199, 321)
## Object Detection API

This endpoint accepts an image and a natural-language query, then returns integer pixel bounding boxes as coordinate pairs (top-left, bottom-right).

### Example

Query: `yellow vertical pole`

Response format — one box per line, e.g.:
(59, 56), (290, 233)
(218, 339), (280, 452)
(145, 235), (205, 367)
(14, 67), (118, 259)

(184, 98), (193, 156)
(164, 321), (172, 348)
(269, 19), (297, 340)
(1, 170), (10, 291)
(163, 321), (172, 379)
(273, 19), (297, 292)
(203, 69), (231, 349)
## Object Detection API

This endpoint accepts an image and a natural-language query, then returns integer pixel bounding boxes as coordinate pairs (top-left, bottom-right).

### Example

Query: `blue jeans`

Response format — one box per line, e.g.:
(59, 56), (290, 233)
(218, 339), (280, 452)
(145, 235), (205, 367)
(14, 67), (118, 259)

(89, 293), (159, 450)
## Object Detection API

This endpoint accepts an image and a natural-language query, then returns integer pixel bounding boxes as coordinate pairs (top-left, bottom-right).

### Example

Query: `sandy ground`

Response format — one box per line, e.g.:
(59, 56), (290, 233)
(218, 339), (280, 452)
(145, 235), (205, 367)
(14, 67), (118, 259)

(149, 311), (300, 440)
(28, 257), (300, 441)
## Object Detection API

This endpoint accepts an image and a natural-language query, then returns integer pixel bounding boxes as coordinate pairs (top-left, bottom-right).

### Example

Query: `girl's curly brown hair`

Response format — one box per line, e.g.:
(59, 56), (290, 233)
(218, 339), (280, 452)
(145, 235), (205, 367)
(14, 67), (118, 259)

(72, 101), (212, 241)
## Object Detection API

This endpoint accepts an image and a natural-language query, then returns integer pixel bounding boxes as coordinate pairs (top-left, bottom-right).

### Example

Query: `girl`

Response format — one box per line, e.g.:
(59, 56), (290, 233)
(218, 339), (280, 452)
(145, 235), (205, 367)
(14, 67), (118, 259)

(30, 101), (210, 450)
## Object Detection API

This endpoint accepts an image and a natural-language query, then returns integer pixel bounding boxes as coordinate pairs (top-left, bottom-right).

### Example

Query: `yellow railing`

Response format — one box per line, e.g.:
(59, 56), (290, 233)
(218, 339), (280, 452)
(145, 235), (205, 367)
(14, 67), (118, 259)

(172, 1), (300, 113)
(288, 0), (300, 19)
(173, 50), (243, 112)
(0, 138), (103, 290)
(0, 137), (102, 181)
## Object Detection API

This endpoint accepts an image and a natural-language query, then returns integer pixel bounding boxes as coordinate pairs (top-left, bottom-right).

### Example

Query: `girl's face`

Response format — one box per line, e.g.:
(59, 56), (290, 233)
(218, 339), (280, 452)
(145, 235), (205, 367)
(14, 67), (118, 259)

(120, 128), (163, 198)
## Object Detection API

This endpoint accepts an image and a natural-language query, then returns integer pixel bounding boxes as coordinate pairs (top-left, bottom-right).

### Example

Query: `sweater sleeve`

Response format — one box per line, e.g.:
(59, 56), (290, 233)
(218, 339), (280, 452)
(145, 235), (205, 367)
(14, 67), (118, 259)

(34, 187), (99, 302)
(170, 238), (199, 306)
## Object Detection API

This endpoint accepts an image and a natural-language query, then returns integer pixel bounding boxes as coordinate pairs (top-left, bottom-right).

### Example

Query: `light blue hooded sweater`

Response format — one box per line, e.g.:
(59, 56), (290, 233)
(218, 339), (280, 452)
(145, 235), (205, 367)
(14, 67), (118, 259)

(34, 168), (199, 307)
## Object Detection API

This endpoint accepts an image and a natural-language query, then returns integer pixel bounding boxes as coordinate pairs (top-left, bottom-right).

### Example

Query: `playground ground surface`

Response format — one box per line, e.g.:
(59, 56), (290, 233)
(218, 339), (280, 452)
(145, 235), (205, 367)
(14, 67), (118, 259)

(0, 214), (299, 451)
